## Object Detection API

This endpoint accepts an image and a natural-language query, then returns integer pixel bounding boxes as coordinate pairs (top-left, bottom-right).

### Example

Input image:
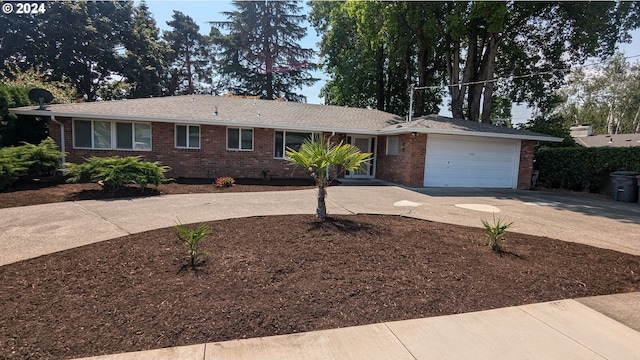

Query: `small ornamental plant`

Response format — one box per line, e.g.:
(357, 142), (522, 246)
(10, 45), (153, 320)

(481, 215), (514, 253)
(215, 176), (235, 188)
(175, 220), (210, 269)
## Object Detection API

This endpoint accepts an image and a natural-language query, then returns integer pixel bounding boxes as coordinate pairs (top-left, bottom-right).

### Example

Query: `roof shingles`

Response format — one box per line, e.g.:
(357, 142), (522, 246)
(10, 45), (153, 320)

(11, 95), (560, 141)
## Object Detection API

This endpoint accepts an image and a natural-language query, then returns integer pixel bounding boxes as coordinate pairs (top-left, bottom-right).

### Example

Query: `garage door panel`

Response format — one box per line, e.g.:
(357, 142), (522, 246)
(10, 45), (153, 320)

(424, 135), (520, 188)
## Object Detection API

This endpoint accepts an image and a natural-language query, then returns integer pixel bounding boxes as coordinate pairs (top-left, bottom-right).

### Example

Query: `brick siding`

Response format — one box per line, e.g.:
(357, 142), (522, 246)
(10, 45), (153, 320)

(517, 140), (536, 189)
(376, 133), (426, 188)
(48, 117), (537, 188)
(52, 117), (311, 180)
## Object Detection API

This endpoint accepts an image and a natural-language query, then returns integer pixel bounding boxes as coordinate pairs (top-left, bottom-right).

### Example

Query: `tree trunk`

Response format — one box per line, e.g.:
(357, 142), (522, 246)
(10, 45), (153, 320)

(448, 42), (466, 119)
(633, 104), (640, 133)
(186, 37), (194, 95)
(316, 183), (327, 219)
(375, 45), (385, 111)
(480, 35), (499, 124)
(414, 34), (426, 117)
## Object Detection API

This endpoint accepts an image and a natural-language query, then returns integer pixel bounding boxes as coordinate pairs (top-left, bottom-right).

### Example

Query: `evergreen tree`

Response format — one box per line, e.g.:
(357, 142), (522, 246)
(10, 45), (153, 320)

(210, 0), (317, 101)
(164, 11), (212, 95)
(121, 1), (171, 98)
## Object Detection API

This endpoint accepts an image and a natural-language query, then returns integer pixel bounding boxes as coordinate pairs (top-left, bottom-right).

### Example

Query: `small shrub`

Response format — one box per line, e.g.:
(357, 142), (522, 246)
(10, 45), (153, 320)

(481, 215), (513, 253)
(175, 220), (210, 269)
(66, 156), (170, 192)
(20, 138), (64, 178)
(0, 147), (29, 190)
(215, 176), (235, 188)
(0, 138), (65, 190)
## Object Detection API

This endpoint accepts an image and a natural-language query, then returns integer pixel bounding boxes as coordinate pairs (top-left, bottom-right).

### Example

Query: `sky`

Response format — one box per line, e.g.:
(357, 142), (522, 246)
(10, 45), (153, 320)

(142, 0), (640, 124)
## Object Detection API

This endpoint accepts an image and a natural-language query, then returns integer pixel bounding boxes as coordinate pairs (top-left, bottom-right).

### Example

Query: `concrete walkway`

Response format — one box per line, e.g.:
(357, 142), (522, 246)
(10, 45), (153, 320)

(1, 185), (640, 359)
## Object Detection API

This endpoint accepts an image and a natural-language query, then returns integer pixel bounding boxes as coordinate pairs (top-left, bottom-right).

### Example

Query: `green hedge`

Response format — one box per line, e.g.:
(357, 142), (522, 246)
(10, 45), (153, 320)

(0, 138), (65, 190)
(535, 146), (640, 192)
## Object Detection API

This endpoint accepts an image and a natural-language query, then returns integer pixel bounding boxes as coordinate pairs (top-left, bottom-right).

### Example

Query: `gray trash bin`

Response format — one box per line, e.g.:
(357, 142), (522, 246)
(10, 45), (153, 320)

(610, 171), (640, 202)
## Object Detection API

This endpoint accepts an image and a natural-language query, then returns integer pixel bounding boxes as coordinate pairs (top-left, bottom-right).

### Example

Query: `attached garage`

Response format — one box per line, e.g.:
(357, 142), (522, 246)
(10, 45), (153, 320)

(423, 134), (521, 188)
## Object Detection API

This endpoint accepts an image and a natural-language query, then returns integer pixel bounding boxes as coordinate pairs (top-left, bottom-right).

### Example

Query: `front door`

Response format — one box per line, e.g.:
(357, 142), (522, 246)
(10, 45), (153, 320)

(344, 136), (375, 178)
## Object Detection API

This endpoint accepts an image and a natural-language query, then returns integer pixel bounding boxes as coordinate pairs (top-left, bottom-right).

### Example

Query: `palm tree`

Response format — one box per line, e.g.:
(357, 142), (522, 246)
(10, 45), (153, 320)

(286, 134), (371, 219)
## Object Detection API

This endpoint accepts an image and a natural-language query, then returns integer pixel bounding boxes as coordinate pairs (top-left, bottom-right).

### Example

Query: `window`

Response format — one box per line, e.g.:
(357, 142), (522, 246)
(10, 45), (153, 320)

(274, 131), (313, 158)
(227, 127), (253, 151)
(386, 136), (399, 155)
(73, 120), (151, 150)
(175, 124), (200, 149)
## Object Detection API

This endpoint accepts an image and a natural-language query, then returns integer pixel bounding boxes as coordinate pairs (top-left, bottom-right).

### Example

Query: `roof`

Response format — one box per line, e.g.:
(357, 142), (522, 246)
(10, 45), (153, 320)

(11, 95), (561, 142)
(381, 114), (561, 141)
(575, 133), (640, 147)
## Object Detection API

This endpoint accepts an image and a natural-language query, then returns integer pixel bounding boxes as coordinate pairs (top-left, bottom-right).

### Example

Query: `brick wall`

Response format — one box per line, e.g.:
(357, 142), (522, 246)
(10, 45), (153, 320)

(53, 117), (312, 180)
(376, 133), (426, 188)
(517, 140), (536, 189)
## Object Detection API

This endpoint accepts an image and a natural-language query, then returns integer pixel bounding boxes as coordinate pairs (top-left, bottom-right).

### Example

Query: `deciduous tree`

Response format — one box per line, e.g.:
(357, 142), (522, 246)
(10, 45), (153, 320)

(558, 53), (640, 135)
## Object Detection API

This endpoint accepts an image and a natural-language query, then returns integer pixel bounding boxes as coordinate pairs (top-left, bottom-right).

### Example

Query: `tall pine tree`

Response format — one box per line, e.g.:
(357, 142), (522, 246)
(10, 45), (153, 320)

(121, 1), (171, 98)
(164, 11), (212, 95)
(210, 0), (317, 102)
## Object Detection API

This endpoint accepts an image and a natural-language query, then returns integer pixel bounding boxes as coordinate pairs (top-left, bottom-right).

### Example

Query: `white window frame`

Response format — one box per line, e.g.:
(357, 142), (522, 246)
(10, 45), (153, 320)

(386, 135), (399, 156)
(274, 130), (316, 159)
(226, 127), (254, 151)
(175, 124), (201, 149)
(72, 119), (152, 151)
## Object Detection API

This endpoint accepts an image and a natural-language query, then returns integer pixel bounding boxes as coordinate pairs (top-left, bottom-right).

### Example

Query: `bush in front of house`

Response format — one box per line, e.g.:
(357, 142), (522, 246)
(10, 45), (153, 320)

(66, 156), (170, 192)
(535, 146), (640, 193)
(0, 137), (65, 190)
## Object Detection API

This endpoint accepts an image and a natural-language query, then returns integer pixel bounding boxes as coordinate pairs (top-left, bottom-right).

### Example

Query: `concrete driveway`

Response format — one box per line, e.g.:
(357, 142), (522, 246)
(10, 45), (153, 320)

(328, 186), (640, 256)
(1, 186), (639, 266)
(2, 185), (640, 360)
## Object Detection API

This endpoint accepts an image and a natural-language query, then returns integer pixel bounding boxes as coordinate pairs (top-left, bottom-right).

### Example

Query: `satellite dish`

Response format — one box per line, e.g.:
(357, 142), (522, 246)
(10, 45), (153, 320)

(28, 88), (54, 110)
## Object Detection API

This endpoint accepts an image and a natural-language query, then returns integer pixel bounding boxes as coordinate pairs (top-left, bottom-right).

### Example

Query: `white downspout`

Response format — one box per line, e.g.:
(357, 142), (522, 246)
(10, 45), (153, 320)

(49, 115), (66, 175)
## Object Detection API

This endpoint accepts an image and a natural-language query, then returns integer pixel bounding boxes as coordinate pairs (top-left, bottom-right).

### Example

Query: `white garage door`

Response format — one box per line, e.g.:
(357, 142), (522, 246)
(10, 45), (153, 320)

(423, 135), (521, 188)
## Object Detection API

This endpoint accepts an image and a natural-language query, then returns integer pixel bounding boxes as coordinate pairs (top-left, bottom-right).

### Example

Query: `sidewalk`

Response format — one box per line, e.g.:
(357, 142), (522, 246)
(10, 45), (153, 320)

(1, 185), (639, 359)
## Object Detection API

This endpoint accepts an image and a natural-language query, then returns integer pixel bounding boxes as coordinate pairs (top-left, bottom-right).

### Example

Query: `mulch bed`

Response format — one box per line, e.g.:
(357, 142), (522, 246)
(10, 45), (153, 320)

(0, 178), (316, 209)
(1, 214), (639, 360)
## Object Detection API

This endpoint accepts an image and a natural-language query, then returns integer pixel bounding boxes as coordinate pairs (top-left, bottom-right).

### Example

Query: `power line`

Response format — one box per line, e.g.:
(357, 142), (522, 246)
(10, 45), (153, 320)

(413, 54), (640, 91)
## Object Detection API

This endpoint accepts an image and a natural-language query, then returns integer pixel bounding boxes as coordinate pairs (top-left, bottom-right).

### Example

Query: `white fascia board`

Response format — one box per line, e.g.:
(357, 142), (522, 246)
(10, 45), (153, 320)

(379, 127), (563, 142)
(10, 109), (379, 135)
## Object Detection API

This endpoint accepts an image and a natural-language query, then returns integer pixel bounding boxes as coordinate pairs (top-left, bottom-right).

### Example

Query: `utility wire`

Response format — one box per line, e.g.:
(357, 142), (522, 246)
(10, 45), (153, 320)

(412, 54), (640, 91)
